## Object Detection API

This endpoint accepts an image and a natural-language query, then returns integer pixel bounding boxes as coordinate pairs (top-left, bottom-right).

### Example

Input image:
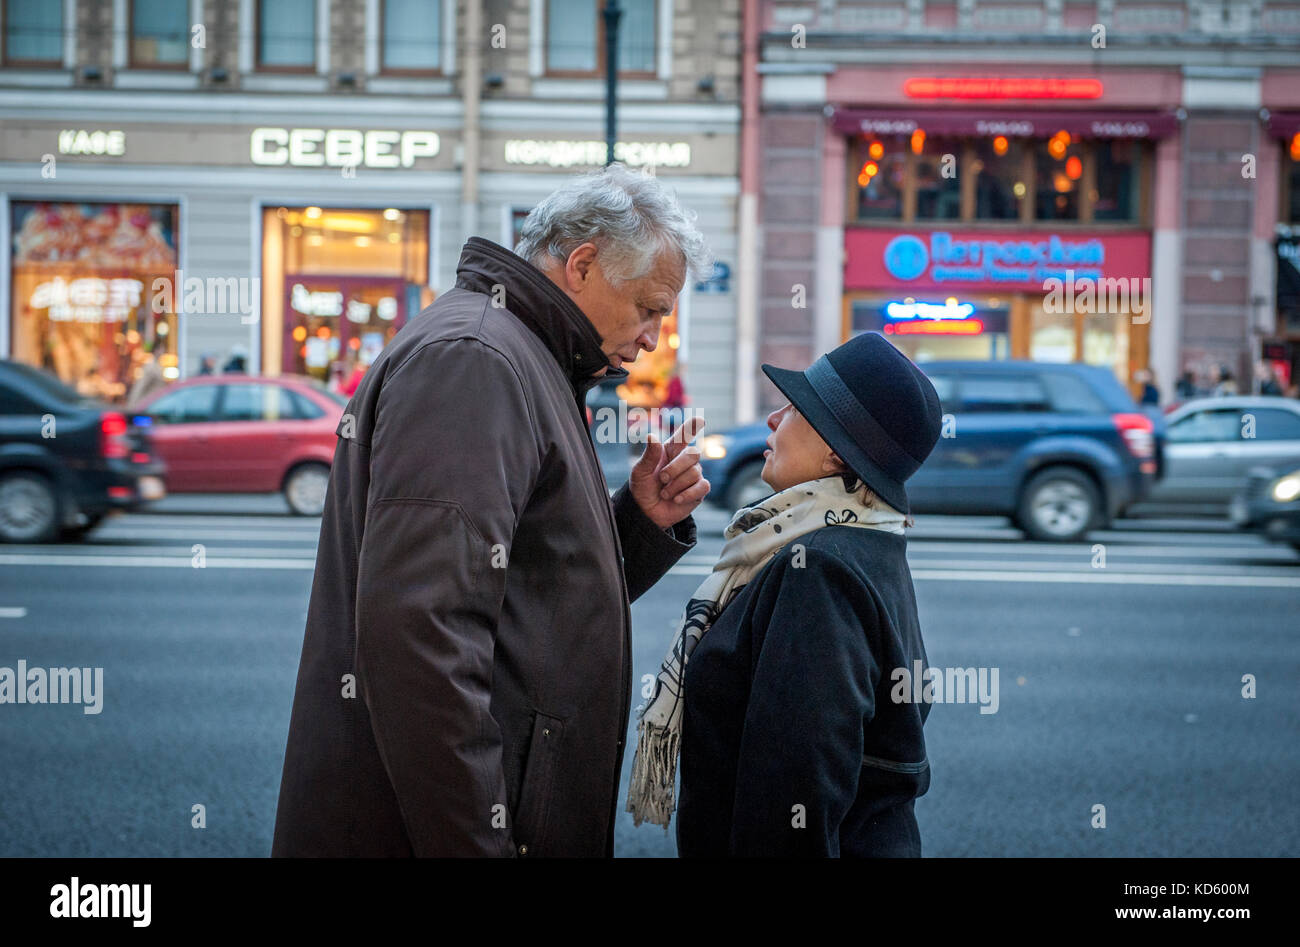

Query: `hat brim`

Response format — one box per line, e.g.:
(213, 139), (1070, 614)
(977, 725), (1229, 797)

(761, 363), (911, 514)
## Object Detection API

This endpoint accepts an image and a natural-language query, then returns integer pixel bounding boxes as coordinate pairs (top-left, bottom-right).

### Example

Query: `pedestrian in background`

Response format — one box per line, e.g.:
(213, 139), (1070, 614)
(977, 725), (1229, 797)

(1256, 360), (1283, 396)
(222, 345), (247, 373)
(629, 331), (944, 857)
(126, 345), (167, 409)
(1211, 364), (1238, 396)
(1136, 368), (1160, 407)
(273, 163), (712, 858)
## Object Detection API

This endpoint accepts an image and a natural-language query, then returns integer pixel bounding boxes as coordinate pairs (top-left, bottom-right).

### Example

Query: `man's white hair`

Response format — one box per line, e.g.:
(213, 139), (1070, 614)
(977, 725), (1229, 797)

(514, 162), (712, 286)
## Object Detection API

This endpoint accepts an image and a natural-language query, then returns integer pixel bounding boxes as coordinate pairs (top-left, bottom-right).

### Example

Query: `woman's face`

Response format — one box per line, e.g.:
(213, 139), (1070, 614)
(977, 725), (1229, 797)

(761, 402), (844, 492)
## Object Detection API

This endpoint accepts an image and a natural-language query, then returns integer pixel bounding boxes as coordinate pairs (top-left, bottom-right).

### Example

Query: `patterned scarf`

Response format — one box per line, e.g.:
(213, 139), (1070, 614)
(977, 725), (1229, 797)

(625, 474), (906, 829)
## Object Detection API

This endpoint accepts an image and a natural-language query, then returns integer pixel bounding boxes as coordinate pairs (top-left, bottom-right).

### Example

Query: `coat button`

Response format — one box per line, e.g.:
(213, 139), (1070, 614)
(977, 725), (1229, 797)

(542, 728), (550, 737)
(518, 844), (528, 856)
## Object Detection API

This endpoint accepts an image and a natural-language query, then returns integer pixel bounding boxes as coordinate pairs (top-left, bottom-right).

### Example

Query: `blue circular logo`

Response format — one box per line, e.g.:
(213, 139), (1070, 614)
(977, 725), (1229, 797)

(883, 235), (928, 281)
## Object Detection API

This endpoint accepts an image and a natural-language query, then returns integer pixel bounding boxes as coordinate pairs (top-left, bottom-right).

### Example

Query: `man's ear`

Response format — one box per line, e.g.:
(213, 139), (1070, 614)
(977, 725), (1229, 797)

(564, 242), (599, 293)
(823, 450), (847, 474)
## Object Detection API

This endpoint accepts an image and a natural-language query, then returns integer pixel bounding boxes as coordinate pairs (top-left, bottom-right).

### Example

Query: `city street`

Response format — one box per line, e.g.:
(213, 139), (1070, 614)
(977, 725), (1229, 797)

(2, 495), (1296, 857)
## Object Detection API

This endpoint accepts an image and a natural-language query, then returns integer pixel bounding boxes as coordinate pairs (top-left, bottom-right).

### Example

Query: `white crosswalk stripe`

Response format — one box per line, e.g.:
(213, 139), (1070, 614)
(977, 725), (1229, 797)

(2, 509), (1297, 589)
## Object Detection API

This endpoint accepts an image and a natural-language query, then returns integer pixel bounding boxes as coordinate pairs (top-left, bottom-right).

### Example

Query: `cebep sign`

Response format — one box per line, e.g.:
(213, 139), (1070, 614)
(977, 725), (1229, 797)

(250, 128), (440, 168)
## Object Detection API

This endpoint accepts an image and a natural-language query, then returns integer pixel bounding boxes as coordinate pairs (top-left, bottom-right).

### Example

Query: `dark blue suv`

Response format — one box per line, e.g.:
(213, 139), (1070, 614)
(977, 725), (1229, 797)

(698, 361), (1163, 542)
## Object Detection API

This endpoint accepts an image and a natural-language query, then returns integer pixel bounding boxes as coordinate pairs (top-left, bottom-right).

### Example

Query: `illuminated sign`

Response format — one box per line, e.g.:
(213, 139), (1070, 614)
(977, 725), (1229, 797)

(504, 140), (691, 168)
(885, 300), (976, 320)
(30, 277), (144, 322)
(882, 231), (1106, 285)
(884, 319), (984, 335)
(903, 78), (1104, 100)
(58, 129), (126, 156)
(250, 128), (440, 168)
(290, 284), (343, 317)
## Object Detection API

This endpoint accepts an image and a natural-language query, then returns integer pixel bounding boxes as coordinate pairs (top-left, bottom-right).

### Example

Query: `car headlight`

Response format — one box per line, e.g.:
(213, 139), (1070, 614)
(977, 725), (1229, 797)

(1272, 474), (1300, 503)
(698, 434), (729, 460)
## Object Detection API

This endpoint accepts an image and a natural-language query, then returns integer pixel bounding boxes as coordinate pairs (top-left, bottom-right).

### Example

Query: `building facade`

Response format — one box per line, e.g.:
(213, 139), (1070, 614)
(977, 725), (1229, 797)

(0, 0), (742, 425)
(740, 0), (1300, 417)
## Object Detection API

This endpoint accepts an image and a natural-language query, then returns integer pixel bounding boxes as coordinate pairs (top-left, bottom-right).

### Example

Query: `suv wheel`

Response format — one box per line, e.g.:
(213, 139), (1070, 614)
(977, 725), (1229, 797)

(725, 460), (772, 510)
(284, 463), (330, 516)
(1016, 467), (1100, 542)
(0, 471), (59, 543)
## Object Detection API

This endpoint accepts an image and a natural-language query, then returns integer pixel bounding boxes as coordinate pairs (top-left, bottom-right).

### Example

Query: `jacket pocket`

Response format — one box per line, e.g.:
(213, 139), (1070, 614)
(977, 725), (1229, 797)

(513, 711), (565, 855)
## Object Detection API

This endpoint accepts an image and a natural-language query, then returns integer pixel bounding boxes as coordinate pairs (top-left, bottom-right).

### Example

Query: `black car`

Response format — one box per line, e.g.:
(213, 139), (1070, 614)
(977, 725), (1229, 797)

(1230, 465), (1300, 552)
(0, 360), (166, 542)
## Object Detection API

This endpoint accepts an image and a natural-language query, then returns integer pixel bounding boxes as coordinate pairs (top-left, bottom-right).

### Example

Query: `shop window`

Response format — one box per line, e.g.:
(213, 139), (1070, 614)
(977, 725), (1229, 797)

(853, 136), (905, 220)
(1286, 140), (1300, 223)
(848, 133), (1147, 226)
(257, 0), (315, 70)
(913, 135), (962, 221)
(130, 0), (189, 68)
(615, 304), (680, 412)
(546, 0), (656, 76)
(1034, 132), (1083, 221)
(1092, 139), (1140, 222)
(3, 0), (63, 63)
(382, 0), (441, 73)
(852, 297), (1010, 363)
(1029, 306), (1076, 363)
(260, 206), (432, 381)
(9, 202), (180, 402)
(508, 207), (532, 249)
(1082, 312), (1130, 387)
(972, 136), (1026, 221)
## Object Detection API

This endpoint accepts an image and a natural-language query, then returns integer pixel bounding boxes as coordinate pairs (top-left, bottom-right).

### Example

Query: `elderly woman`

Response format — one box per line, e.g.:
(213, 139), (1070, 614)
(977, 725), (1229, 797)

(627, 331), (943, 857)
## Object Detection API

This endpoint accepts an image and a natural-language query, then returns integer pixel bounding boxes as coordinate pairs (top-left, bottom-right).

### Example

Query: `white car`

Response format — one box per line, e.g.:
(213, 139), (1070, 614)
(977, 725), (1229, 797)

(1146, 397), (1300, 505)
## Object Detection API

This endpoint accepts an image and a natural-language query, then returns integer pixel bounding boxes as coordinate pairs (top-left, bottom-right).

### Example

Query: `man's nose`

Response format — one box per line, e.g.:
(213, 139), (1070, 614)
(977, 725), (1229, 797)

(638, 319), (661, 352)
(766, 407), (781, 431)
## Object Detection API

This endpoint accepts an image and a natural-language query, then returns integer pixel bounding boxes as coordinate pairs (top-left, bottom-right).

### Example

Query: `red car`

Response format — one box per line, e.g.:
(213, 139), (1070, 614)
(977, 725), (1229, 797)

(132, 375), (345, 515)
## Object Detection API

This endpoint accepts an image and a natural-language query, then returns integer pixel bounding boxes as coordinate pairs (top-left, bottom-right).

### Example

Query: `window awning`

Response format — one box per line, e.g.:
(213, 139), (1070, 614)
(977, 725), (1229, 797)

(831, 108), (1180, 140)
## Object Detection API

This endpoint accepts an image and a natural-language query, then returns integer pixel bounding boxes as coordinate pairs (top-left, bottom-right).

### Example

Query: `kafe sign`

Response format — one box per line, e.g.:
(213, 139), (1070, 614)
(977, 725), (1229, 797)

(251, 128), (440, 168)
(845, 228), (1152, 292)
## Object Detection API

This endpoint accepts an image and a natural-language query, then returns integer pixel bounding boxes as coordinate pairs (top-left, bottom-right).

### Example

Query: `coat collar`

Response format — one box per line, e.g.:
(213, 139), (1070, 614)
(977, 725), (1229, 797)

(453, 236), (628, 396)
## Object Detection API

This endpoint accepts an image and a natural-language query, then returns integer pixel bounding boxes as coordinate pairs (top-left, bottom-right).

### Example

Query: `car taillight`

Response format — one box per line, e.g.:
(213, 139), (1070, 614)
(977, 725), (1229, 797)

(1112, 412), (1154, 459)
(100, 412), (130, 459)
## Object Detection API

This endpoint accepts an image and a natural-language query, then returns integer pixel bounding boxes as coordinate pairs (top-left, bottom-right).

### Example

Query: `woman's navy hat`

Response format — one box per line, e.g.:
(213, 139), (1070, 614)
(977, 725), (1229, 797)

(761, 332), (943, 514)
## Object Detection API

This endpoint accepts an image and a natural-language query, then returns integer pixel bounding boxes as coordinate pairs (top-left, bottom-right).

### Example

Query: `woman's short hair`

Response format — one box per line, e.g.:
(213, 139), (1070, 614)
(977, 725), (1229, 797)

(514, 162), (713, 286)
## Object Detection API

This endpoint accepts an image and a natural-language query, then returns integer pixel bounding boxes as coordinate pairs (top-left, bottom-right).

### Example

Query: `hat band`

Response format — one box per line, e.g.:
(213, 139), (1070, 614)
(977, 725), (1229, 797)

(806, 356), (922, 481)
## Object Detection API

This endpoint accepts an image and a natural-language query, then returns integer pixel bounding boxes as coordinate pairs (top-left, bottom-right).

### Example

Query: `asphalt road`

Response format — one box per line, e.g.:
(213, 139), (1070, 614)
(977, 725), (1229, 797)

(1, 494), (1297, 857)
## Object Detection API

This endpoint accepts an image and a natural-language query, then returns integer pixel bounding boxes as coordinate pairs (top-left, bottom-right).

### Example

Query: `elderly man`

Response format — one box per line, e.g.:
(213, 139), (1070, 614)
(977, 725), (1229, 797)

(272, 164), (712, 857)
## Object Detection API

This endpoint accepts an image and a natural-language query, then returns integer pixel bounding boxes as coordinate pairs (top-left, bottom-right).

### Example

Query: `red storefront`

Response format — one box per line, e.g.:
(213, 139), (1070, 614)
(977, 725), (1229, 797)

(842, 227), (1154, 385)
(829, 81), (1177, 395)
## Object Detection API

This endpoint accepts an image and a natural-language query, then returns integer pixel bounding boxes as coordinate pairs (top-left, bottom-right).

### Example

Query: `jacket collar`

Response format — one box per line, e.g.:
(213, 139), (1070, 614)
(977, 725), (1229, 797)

(453, 236), (628, 396)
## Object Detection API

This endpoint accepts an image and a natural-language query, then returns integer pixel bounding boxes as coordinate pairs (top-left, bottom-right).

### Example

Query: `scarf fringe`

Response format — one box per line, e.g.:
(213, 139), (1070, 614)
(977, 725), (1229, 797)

(625, 719), (680, 830)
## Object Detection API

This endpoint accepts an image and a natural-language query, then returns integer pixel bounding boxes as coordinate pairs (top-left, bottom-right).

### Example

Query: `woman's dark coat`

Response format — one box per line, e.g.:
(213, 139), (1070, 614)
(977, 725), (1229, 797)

(272, 237), (695, 858)
(677, 523), (931, 857)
